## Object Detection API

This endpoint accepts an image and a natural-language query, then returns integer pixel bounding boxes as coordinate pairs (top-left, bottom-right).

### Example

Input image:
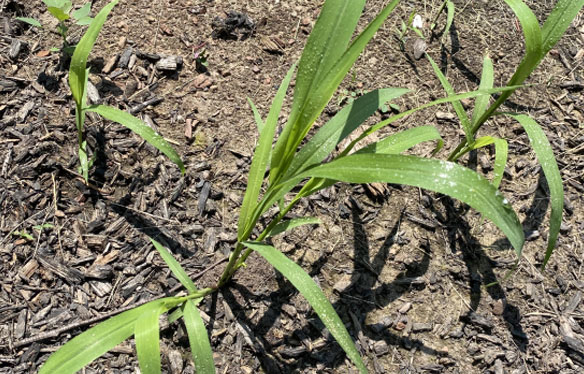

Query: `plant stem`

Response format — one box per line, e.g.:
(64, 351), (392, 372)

(430, 0), (448, 30)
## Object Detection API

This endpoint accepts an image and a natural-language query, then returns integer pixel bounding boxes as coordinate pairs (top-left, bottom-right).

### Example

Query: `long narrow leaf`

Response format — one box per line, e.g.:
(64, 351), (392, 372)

(69, 0), (118, 106)
(290, 154), (524, 256)
(250, 85), (525, 230)
(183, 300), (215, 374)
(286, 88), (409, 178)
(503, 113), (563, 268)
(427, 54), (472, 142)
(270, 0), (367, 181)
(237, 64), (296, 239)
(247, 97), (265, 134)
(16, 17), (42, 27)
(85, 105), (184, 173)
(135, 304), (165, 374)
(541, 0), (584, 54)
(472, 0), (542, 132)
(242, 242), (367, 373)
(467, 136), (508, 188)
(356, 126), (443, 155)
(270, 0), (401, 184)
(443, 0), (455, 39)
(266, 217), (321, 238)
(39, 297), (181, 374)
(151, 239), (198, 294)
(471, 55), (494, 126)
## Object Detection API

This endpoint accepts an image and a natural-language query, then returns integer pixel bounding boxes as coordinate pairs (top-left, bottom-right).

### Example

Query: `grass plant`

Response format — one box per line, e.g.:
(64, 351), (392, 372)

(66, 0), (184, 181)
(39, 0), (582, 373)
(17, 0), (94, 54)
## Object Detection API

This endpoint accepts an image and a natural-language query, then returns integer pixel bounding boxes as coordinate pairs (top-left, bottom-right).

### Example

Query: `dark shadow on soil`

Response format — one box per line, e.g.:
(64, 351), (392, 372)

(437, 196), (528, 350)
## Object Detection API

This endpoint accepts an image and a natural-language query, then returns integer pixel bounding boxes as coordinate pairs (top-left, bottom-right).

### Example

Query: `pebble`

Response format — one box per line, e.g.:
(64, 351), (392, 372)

(435, 111), (456, 121)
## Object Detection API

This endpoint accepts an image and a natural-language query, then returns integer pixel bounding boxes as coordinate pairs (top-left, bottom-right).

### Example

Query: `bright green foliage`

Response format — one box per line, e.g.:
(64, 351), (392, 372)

(503, 114), (563, 269)
(68, 0), (183, 181)
(183, 300), (215, 374)
(242, 241), (368, 373)
(39, 298), (181, 374)
(40, 0), (580, 373)
(17, 0), (94, 52)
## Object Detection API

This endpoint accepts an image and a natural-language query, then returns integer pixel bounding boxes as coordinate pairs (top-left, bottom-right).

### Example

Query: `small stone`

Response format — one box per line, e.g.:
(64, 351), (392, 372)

(398, 302), (412, 314)
(117, 36), (127, 48)
(412, 38), (427, 60)
(435, 111), (456, 121)
(155, 55), (183, 71)
(373, 340), (389, 355)
(412, 322), (432, 332)
(491, 299), (505, 316)
(102, 54), (119, 73)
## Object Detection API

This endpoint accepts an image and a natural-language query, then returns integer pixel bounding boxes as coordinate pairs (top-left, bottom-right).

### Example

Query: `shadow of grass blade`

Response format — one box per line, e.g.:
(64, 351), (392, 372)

(183, 300), (215, 374)
(85, 105), (184, 173)
(426, 54), (472, 142)
(242, 242), (368, 373)
(39, 298), (181, 374)
(541, 0), (584, 54)
(69, 0), (118, 105)
(270, 0), (401, 184)
(294, 154), (524, 257)
(356, 126), (443, 155)
(266, 217), (321, 238)
(503, 113), (563, 269)
(151, 239), (197, 294)
(135, 304), (166, 374)
(286, 88), (409, 179)
(471, 55), (494, 126)
(237, 64), (295, 239)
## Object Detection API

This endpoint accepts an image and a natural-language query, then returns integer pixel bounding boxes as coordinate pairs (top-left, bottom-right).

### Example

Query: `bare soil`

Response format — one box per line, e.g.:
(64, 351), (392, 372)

(1, 0), (583, 373)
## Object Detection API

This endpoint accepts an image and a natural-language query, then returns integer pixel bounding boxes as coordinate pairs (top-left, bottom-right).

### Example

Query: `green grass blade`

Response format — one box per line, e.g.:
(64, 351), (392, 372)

(16, 17), (42, 27)
(39, 298), (180, 374)
(467, 136), (508, 188)
(47, 6), (70, 21)
(468, 136), (508, 189)
(541, 0), (584, 54)
(270, 0), (401, 184)
(237, 64), (296, 240)
(274, 0), (366, 172)
(504, 113), (563, 269)
(472, 0), (542, 132)
(242, 242), (368, 373)
(492, 138), (508, 189)
(249, 86), (525, 231)
(292, 154), (524, 257)
(183, 300), (215, 374)
(247, 97), (265, 134)
(266, 217), (321, 238)
(151, 239), (198, 294)
(135, 304), (165, 374)
(443, 0), (455, 38)
(85, 105), (184, 173)
(286, 88), (409, 178)
(426, 54), (472, 142)
(72, 2), (91, 20)
(69, 0), (118, 106)
(471, 55), (494, 126)
(356, 126), (443, 155)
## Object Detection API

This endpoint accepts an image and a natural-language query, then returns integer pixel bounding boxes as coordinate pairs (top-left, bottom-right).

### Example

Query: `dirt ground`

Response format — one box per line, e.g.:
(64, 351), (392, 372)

(1, 0), (583, 373)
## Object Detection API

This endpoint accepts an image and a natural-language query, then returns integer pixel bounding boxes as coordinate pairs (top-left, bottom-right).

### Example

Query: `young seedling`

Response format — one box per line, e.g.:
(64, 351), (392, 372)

(66, 0), (184, 182)
(394, 9), (424, 51)
(17, 0), (93, 54)
(39, 0), (581, 373)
